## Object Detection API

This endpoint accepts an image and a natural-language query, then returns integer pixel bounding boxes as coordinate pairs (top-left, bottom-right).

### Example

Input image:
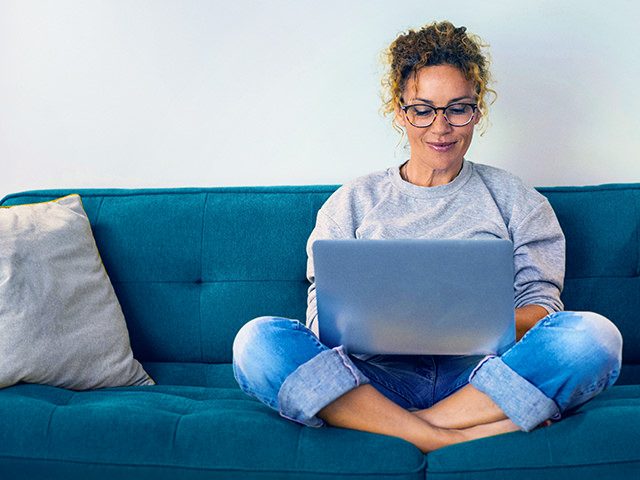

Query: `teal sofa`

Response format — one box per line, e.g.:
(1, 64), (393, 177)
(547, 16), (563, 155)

(0, 184), (639, 480)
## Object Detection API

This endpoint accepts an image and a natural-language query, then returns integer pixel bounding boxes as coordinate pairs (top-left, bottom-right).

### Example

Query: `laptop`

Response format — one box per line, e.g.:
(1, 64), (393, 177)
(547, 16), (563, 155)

(312, 238), (515, 355)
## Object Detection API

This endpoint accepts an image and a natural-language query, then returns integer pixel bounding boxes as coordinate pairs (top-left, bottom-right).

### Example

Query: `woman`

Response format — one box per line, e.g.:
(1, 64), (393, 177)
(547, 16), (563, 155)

(232, 21), (623, 453)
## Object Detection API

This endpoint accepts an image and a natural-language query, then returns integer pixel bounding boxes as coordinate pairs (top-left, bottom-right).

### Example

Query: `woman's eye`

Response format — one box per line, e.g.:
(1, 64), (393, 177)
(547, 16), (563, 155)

(413, 107), (433, 116)
(447, 105), (469, 115)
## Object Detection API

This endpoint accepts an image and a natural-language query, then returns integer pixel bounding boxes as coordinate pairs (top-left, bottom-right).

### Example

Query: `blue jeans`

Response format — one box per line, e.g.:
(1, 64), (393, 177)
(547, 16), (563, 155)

(232, 311), (622, 432)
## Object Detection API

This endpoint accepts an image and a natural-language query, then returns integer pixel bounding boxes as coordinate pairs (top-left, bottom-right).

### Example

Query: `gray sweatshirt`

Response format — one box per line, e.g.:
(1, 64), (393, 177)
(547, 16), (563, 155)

(305, 159), (565, 336)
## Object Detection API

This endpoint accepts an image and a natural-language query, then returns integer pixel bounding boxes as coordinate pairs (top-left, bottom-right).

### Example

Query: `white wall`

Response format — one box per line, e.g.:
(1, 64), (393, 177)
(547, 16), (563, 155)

(1, 0), (639, 197)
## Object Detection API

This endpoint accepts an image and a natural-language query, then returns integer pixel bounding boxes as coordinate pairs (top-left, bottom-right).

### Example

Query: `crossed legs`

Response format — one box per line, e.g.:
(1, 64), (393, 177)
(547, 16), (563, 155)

(317, 383), (522, 453)
(319, 310), (624, 451)
(234, 313), (621, 454)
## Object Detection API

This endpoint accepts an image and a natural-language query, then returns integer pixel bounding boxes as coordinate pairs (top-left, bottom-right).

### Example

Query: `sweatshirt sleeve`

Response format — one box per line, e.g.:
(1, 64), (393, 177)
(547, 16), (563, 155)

(511, 199), (565, 314)
(305, 210), (353, 337)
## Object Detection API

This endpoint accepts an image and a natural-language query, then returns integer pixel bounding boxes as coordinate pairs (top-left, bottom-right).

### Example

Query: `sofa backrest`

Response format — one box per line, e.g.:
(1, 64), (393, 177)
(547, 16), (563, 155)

(539, 184), (640, 383)
(2, 185), (639, 383)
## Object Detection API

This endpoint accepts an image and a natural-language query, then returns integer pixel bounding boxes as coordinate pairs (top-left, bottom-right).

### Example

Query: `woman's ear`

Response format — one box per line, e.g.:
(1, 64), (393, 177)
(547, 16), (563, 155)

(394, 104), (406, 128)
(473, 108), (482, 126)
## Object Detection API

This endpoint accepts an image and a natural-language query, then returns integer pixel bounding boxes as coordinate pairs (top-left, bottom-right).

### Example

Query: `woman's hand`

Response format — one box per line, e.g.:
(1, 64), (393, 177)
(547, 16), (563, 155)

(515, 305), (549, 341)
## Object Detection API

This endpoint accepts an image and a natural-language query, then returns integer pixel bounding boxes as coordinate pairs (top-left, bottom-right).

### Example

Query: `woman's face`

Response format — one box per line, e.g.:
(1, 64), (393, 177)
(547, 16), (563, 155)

(394, 64), (480, 173)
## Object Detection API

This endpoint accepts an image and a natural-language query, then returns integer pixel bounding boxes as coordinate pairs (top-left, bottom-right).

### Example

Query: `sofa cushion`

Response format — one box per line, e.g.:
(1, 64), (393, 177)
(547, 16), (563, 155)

(425, 384), (640, 479)
(2, 383), (638, 479)
(0, 383), (426, 480)
(0, 194), (153, 390)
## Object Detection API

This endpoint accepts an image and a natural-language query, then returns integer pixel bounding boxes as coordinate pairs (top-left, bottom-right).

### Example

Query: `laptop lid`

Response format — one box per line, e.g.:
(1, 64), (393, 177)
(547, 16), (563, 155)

(312, 238), (515, 355)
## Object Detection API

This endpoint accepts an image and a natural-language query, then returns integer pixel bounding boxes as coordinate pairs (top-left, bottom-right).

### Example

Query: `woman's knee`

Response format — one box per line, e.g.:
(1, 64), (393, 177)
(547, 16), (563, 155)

(232, 316), (297, 367)
(232, 316), (326, 393)
(581, 312), (622, 354)
(232, 316), (299, 395)
(549, 311), (623, 371)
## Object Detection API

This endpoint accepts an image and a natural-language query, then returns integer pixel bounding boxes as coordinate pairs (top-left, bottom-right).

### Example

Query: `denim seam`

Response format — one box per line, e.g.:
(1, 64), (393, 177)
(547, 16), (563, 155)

(430, 356), (437, 404)
(468, 354), (495, 379)
(335, 348), (363, 385)
(295, 322), (326, 353)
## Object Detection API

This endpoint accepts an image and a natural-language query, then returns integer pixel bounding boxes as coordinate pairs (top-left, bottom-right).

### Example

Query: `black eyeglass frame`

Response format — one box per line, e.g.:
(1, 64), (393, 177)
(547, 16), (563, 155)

(399, 102), (479, 128)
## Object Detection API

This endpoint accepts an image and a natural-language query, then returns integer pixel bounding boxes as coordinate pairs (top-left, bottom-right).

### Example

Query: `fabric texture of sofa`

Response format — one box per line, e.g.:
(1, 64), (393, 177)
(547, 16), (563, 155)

(0, 184), (639, 479)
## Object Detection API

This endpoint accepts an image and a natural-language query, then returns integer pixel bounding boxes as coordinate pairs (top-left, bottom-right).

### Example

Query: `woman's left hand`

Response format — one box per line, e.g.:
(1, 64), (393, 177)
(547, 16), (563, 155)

(515, 305), (550, 341)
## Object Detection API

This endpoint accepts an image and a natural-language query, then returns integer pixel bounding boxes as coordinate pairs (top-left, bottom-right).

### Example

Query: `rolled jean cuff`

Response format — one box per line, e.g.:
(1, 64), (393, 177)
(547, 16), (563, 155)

(277, 346), (370, 427)
(468, 355), (560, 432)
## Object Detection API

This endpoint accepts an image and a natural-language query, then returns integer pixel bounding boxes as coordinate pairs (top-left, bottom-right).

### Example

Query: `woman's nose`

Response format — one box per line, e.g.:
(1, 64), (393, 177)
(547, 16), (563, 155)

(430, 111), (453, 133)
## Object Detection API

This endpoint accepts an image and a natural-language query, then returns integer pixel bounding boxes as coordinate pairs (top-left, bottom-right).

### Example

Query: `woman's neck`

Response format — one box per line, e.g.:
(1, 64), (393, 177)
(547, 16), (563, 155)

(402, 159), (464, 187)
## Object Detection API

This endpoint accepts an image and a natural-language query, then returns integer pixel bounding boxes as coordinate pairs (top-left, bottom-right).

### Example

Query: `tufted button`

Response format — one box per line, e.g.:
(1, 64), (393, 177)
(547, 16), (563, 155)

(194, 278), (203, 284)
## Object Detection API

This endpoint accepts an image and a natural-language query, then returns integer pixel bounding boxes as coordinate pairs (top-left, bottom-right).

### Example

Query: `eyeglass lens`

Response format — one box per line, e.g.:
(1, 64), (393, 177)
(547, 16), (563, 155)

(406, 104), (475, 127)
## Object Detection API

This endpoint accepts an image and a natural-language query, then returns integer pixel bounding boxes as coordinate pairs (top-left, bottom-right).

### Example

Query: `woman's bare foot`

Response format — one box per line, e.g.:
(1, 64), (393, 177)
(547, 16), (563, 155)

(457, 417), (521, 443)
(412, 417), (521, 453)
(413, 407), (554, 432)
(410, 384), (511, 430)
(412, 408), (441, 426)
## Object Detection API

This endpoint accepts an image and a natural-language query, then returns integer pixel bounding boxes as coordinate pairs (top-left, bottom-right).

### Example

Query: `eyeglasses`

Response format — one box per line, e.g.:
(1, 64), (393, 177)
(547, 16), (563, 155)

(400, 102), (478, 128)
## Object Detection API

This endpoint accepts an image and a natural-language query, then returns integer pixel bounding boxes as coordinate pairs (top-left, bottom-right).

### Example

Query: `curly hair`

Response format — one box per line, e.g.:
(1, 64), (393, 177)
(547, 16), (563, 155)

(379, 21), (497, 138)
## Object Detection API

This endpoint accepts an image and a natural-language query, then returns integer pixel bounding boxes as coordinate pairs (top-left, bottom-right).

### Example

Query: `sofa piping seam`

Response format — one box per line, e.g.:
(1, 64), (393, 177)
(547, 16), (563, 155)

(426, 457), (640, 474)
(0, 454), (428, 476)
(198, 193), (207, 362)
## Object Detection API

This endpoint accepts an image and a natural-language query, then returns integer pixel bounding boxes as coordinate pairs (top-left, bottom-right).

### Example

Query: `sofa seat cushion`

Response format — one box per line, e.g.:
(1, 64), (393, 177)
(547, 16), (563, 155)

(0, 383), (426, 480)
(426, 384), (640, 480)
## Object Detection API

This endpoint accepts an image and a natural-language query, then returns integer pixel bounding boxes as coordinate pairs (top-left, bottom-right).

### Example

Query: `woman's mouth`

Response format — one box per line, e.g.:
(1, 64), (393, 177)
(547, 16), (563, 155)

(427, 141), (456, 152)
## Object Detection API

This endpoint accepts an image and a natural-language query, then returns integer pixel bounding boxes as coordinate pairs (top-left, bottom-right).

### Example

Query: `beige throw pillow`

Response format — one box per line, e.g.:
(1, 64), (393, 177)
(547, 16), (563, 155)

(0, 194), (154, 389)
